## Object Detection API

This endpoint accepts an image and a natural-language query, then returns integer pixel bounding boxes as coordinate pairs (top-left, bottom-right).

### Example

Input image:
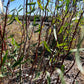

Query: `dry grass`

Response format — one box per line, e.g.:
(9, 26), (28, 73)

(6, 21), (22, 43)
(6, 21), (84, 48)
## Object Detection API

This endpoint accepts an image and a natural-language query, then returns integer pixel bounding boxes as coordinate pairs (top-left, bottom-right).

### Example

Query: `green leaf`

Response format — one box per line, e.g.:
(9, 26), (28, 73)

(0, 74), (5, 77)
(37, 0), (43, 10)
(15, 16), (22, 25)
(46, 8), (50, 12)
(8, 19), (14, 25)
(70, 48), (84, 53)
(34, 15), (36, 23)
(12, 56), (24, 68)
(7, 13), (15, 25)
(64, 22), (70, 27)
(64, 46), (68, 50)
(2, 50), (8, 66)
(65, 0), (70, 12)
(75, 81), (79, 84)
(18, 8), (23, 12)
(33, 15), (39, 26)
(46, 71), (51, 84)
(45, 0), (50, 9)
(11, 37), (19, 47)
(59, 0), (63, 1)
(59, 26), (63, 34)
(36, 72), (41, 78)
(9, 34), (14, 38)
(56, 4), (63, 9)
(27, 2), (36, 5)
(53, 25), (57, 41)
(33, 23), (39, 26)
(33, 72), (42, 81)
(43, 41), (51, 53)
(11, 37), (15, 45)
(57, 68), (65, 84)
(66, 0), (70, 6)
(11, 0), (15, 2)
(47, 76), (51, 84)
(57, 42), (67, 47)
(61, 65), (65, 73)
(52, 19), (55, 24)
(32, 43), (37, 47)
(73, 0), (76, 5)
(10, 9), (15, 13)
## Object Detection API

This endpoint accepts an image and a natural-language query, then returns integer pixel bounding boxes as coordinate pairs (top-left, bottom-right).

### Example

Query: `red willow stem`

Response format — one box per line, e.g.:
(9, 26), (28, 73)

(56, 76), (60, 84)
(0, 25), (7, 66)
(64, 59), (75, 75)
(18, 0), (25, 58)
(38, 9), (60, 83)
(29, 15), (46, 80)
(35, 17), (44, 60)
(39, 28), (58, 84)
(26, 27), (34, 55)
(61, 11), (84, 65)
(2, 0), (10, 40)
(38, 15), (58, 72)
(0, 25), (3, 67)
(28, 17), (44, 79)
(72, 71), (80, 84)
(22, 0), (28, 57)
(25, 0), (28, 38)
(0, 0), (10, 68)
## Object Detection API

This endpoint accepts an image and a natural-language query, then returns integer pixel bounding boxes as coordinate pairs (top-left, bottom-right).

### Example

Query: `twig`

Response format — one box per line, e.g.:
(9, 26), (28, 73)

(72, 71), (80, 84)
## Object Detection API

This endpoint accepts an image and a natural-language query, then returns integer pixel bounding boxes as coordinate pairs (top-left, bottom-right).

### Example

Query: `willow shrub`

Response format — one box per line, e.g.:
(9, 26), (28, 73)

(0, 0), (84, 84)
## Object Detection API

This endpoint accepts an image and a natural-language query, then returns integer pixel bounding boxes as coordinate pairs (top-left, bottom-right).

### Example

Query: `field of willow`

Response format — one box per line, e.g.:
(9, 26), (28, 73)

(0, 0), (84, 84)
